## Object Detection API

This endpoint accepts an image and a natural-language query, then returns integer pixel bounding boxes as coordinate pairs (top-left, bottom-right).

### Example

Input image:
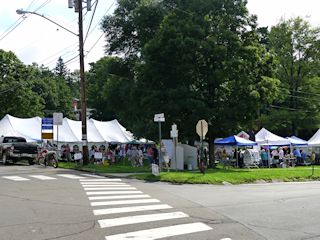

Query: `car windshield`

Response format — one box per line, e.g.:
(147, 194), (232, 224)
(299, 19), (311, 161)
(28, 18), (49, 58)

(3, 137), (26, 143)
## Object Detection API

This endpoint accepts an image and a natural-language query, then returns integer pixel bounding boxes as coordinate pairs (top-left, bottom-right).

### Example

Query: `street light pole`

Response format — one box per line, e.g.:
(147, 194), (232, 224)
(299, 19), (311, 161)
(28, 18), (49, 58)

(77, 0), (89, 165)
(16, 0), (90, 165)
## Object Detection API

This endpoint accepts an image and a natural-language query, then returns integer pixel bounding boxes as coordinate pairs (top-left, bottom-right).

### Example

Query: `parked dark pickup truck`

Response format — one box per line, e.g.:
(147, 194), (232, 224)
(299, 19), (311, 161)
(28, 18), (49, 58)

(0, 136), (38, 165)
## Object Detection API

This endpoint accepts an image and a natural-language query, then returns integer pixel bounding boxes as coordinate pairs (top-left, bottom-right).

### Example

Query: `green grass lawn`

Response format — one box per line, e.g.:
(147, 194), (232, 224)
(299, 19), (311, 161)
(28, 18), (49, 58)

(133, 166), (320, 184)
(58, 161), (320, 185)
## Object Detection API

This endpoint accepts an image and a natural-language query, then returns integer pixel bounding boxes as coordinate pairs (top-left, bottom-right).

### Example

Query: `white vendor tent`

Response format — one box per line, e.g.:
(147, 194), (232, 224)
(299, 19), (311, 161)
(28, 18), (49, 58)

(286, 136), (308, 146)
(308, 129), (320, 146)
(90, 119), (133, 143)
(0, 115), (42, 142)
(255, 128), (290, 146)
(0, 114), (133, 143)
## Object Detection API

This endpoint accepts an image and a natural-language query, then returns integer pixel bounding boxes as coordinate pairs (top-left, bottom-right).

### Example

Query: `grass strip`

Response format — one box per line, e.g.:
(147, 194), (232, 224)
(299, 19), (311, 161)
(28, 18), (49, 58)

(59, 162), (320, 185)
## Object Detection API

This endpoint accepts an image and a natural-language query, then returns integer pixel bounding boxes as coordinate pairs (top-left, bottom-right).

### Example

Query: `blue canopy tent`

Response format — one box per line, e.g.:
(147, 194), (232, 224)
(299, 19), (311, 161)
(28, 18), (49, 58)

(214, 135), (257, 167)
(214, 135), (257, 146)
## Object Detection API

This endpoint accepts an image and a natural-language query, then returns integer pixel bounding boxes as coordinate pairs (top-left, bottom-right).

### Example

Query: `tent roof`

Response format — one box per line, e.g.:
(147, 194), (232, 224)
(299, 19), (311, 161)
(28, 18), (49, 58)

(214, 135), (257, 146)
(308, 129), (320, 146)
(0, 115), (134, 143)
(255, 128), (290, 146)
(0, 114), (42, 142)
(286, 136), (308, 146)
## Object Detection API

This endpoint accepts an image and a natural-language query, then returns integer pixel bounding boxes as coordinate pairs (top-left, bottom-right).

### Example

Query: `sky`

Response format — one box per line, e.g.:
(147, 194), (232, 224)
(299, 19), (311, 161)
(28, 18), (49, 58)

(0, 0), (319, 72)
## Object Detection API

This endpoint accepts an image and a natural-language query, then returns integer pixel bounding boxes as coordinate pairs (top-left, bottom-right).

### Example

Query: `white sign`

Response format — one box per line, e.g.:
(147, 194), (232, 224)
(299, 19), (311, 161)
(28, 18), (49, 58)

(53, 112), (63, 125)
(154, 113), (165, 122)
(196, 119), (208, 139)
(170, 130), (178, 138)
(151, 163), (159, 176)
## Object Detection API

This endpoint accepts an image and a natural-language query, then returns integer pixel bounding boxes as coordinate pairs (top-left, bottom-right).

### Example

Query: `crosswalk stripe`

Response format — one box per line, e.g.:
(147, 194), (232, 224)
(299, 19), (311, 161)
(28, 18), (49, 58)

(2, 176), (30, 181)
(93, 204), (172, 216)
(91, 199), (160, 207)
(29, 175), (56, 180)
(88, 195), (150, 201)
(80, 179), (121, 182)
(82, 184), (130, 187)
(80, 182), (126, 185)
(84, 187), (136, 191)
(57, 174), (86, 179)
(81, 174), (105, 178)
(104, 222), (212, 240)
(99, 211), (188, 228)
(86, 191), (142, 195)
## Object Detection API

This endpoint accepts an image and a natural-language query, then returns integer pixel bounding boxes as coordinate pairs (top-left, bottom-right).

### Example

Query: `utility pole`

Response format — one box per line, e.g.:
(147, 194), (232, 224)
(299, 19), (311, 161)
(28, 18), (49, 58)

(69, 0), (91, 165)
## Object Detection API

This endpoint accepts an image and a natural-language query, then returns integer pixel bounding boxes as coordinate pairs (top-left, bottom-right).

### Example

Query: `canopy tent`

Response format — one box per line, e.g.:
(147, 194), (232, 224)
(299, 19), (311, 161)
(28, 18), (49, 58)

(286, 136), (308, 146)
(0, 114), (134, 143)
(0, 115), (42, 142)
(236, 131), (250, 140)
(90, 119), (133, 143)
(308, 129), (320, 146)
(214, 135), (257, 146)
(255, 128), (290, 146)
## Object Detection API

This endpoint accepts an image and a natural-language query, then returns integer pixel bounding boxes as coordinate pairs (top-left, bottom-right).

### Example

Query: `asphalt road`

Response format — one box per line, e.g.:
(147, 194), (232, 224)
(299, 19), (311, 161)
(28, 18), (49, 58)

(1, 164), (320, 240)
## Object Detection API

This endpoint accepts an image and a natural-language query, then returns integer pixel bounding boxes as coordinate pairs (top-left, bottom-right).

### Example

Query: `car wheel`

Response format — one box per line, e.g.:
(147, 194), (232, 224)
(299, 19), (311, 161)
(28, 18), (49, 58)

(2, 153), (8, 165)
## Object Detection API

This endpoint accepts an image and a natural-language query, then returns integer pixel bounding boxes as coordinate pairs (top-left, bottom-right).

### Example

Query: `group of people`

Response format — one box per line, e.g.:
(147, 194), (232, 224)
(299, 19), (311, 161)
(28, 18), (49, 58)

(261, 147), (309, 167)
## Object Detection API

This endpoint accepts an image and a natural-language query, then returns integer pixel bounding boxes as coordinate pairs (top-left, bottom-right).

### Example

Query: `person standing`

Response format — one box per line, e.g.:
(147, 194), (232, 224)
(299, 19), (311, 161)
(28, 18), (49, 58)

(293, 148), (302, 165)
(65, 144), (71, 162)
(147, 146), (154, 165)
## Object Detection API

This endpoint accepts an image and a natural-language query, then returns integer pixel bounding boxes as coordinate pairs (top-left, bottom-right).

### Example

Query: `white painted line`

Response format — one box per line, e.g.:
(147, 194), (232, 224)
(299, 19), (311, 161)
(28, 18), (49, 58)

(57, 174), (86, 179)
(220, 238), (232, 240)
(2, 176), (30, 181)
(80, 179), (121, 182)
(84, 187), (136, 191)
(82, 184), (130, 187)
(93, 204), (172, 216)
(81, 182), (126, 185)
(105, 222), (212, 240)
(88, 194), (150, 201)
(99, 211), (188, 228)
(91, 199), (160, 207)
(29, 175), (56, 180)
(81, 174), (105, 178)
(86, 191), (142, 195)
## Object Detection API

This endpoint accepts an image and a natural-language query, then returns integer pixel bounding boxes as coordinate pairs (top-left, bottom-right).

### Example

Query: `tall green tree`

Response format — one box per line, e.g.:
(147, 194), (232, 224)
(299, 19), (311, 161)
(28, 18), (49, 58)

(0, 50), (44, 117)
(266, 17), (320, 138)
(100, 0), (280, 162)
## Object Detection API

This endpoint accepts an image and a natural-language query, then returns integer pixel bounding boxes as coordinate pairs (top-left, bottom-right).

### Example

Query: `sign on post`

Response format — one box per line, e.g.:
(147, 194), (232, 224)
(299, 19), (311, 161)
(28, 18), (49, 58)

(196, 119), (208, 140)
(53, 112), (63, 125)
(154, 113), (165, 122)
(42, 118), (53, 139)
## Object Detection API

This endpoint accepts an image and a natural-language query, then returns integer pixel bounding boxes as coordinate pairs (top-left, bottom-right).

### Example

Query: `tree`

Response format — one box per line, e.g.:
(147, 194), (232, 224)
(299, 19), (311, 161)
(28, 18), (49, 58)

(267, 17), (320, 137)
(0, 50), (44, 117)
(54, 57), (69, 78)
(29, 64), (74, 118)
(87, 56), (134, 123)
(100, 0), (280, 161)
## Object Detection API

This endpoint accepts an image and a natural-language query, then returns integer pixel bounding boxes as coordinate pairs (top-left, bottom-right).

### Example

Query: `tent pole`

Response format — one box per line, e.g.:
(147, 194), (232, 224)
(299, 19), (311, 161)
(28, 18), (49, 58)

(236, 146), (238, 168)
(267, 141), (271, 168)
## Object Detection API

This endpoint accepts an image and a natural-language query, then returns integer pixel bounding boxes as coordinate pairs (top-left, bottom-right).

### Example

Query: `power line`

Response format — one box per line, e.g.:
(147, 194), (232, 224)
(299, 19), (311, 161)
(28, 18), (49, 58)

(34, 0), (52, 12)
(0, 17), (26, 42)
(0, 0), (53, 42)
(84, 0), (99, 44)
(86, 0), (116, 38)
(84, 0), (116, 56)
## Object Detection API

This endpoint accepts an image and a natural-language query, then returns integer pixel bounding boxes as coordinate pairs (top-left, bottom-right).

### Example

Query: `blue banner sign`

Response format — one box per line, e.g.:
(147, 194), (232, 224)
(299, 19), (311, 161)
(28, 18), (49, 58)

(42, 125), (53, 130)
(42, 118), (53, 125)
